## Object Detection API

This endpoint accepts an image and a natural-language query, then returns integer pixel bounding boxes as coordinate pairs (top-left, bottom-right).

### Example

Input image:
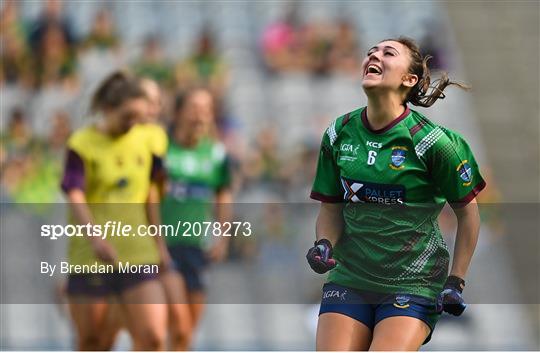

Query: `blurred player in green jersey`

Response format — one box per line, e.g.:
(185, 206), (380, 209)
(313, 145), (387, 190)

(61, 71), (170, 350)
(159, 87), (232, 350)
(307, 37), (485, 350)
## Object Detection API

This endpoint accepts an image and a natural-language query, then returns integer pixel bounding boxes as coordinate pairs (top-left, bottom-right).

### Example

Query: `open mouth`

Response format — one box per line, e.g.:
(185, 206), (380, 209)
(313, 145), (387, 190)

(365, 64), (382, 76)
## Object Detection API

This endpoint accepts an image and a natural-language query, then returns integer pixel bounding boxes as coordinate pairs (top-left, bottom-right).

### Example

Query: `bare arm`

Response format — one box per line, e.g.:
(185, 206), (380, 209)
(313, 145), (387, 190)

(66, 189), (117, 263)
(315, 202), (344, 246)
(450, 198), (481, 279)
(207, 188), (233, 262)
(146, 182), (162, 227)
(66, 189), (94, 225)
(215, 189), (233, 222)
(146, 182), (172, 269)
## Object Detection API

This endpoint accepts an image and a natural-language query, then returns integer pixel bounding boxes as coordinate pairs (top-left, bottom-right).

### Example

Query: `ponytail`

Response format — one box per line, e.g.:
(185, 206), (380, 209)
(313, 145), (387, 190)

(385, 37), (470, 108)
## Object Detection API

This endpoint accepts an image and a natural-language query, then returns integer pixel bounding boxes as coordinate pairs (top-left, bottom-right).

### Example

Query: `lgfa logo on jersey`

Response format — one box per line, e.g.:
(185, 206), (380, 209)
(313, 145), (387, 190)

(457, 160), (473, 186)
(340, 143), (360, 155)
(389, 146), (408, 170)
(339, 143), (360, 162)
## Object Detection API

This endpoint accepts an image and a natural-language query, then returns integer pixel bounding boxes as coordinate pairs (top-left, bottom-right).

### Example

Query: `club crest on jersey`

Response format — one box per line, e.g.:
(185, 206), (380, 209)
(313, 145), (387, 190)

(457, 160), (473, 186)
(389, 146), (408, 170)
(393, 295), (410, 309)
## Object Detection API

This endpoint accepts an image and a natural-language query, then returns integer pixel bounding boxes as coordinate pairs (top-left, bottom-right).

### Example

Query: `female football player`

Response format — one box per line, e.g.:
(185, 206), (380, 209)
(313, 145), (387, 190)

(307, 37), (485, 350)
(159, 87), (232, 350)
(61, 71), (169, 350)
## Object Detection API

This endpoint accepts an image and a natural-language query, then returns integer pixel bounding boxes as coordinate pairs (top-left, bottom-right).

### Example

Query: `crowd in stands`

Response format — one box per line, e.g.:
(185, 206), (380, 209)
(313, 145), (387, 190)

(261, 10), (363, 76)
(1, 0), (495, 215)
(1, 1), (326, 205)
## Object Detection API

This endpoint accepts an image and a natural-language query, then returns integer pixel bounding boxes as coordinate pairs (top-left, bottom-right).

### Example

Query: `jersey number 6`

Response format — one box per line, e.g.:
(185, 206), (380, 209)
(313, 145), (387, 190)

(367, 150), (377, 165)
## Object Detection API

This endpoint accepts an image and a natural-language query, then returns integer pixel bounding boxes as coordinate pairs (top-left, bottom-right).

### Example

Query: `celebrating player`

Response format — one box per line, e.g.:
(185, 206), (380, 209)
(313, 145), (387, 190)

(61, 71), (170, 350)
(307, 37), (485, 350)
(159, 87), (232, 350)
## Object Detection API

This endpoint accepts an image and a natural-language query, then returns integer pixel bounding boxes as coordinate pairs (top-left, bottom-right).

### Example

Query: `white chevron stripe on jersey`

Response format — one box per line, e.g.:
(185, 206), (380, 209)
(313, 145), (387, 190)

(397, 231), (439, 280)
(415, 126), (444, 158)
(327, 119), (338, 146)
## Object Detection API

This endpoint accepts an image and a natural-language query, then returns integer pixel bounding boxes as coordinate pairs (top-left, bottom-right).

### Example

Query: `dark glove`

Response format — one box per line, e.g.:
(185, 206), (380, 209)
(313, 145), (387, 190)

(306, 239), (336, 274)
(436, 275), (467, 316)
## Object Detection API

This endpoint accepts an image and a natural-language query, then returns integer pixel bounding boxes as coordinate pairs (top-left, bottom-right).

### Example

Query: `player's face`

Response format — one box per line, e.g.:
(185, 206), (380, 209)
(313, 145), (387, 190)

(110, 98), (148, 135)
(142, 82), (162, 122)
(361, 40), (414, 94)
(180, 90), (214, 137)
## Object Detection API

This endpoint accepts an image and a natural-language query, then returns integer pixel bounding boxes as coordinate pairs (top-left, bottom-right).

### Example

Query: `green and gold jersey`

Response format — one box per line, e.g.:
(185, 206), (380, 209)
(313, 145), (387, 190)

(161, 137), (231, 247)
(311, 106), (486, 300)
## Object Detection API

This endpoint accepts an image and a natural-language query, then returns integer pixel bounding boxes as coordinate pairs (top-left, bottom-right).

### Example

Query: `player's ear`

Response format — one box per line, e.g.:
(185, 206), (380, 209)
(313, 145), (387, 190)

(402, 73), (418, 88)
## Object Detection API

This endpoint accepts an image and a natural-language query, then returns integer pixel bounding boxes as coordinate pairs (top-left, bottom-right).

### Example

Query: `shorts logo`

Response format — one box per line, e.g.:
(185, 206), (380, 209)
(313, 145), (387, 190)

(393, 295), (410, 309)
(323, 289), (348, 301)
(340, 290), (347, 301)
(457, 160), (473, 186)
(389, 146), (407, 170)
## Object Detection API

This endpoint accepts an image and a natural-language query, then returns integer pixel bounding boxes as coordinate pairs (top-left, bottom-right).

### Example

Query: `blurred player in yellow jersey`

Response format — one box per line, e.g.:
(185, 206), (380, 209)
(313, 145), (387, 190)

(61, 71), (171, 350)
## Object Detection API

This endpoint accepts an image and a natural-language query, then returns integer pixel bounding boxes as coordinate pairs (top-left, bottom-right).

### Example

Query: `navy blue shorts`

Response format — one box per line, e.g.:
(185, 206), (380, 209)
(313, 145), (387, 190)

(67, 272), (158, 297)
(319, 283), (440, 344)
(168, 244), (208, 292)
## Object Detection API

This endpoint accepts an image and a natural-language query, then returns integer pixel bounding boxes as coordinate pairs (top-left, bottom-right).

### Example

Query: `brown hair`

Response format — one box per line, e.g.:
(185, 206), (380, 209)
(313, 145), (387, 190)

(173, 86), (218, 139)
(384, 36), (469, 107)
(173, 86), (212, 113)
(90, 71), (145, 112)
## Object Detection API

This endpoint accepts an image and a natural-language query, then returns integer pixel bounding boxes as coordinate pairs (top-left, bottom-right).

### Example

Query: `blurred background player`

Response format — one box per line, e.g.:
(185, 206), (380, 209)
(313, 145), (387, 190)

(159, 87), (233, 350)
(307, 37), (485, 350)
(139, 77), (169, 185)
(139, 76), (192, 350)
(60, 71), (170, 350)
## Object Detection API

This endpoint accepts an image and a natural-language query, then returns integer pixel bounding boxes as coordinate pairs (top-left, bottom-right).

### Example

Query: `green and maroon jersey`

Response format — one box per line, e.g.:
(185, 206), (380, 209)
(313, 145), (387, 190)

(311, 106), (486, 300)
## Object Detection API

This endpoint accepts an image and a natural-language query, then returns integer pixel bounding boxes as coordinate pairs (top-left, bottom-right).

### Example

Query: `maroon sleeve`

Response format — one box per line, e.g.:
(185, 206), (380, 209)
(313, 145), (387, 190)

(60, 149), (85, 193)
(150, 154), (165, 182)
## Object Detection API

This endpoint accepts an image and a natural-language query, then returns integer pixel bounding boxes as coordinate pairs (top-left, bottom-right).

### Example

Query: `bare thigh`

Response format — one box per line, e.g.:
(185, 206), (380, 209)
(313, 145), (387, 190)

(186, 290), (206, 327)
(119, 279), (168, 350)
(68, 297), (118, 350)
(161, 270), (192, 349)
(369, 316), (430, 351)
(316, 313), (372, 351)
